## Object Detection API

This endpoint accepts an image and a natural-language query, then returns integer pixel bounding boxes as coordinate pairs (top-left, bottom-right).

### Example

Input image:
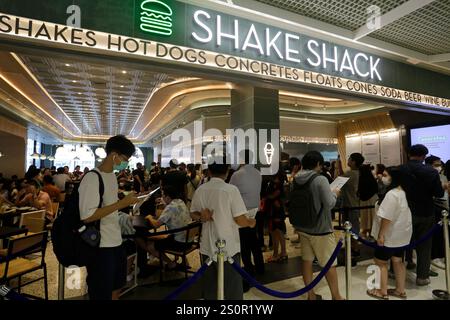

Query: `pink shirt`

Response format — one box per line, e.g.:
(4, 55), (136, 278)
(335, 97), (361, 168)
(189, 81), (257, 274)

(37, 191), (53, 217)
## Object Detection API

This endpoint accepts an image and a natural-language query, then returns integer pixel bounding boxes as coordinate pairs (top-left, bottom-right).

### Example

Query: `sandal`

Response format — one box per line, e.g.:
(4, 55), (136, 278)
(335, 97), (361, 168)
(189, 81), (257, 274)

(387, 289), (407, 299)
(367, 289), (389, 300)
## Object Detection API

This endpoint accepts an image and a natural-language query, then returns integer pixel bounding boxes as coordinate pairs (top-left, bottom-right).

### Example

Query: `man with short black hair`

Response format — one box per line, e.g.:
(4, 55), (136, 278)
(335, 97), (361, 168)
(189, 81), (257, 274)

(161, 159), (188, 201)
(341, 153), (365, 257)
(294, 151), (343, 300)
(132, 162), (145, 193)
(190, 157), (256, 300)
(53, 167), (71, 192)
(400, 144), (445, 286)
(42, 175), (61, 201)
(79, 135), (139, 300)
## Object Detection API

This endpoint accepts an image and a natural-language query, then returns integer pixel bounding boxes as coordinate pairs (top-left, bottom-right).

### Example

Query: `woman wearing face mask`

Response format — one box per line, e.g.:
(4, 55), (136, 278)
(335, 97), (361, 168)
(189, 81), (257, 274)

(367, 167), (412, 300)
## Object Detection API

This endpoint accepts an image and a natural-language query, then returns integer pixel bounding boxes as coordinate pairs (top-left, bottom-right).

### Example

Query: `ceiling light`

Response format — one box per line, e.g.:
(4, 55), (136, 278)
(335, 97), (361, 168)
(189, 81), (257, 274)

(281, 90), (342, 102)
(352, 120), (355, 123)
(40, 154), (47, 160)
(95, 147), (106, 158)
(122, 70), (127, 74)
(31, 152), (40, 159)
(120, 85), (124, 88)
(72, 80), (77, 83)
(65, 63), (71, 67)
(0, 151), (3, 157)
(6, 98), (11, 101)
(48, 155), (55, 161)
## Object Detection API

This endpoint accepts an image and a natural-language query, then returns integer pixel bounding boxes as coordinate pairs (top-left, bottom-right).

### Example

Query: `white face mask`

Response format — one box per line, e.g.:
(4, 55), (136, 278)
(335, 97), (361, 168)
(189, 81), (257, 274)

(434, 166), (442, 173)
(382, 176), (391, 186)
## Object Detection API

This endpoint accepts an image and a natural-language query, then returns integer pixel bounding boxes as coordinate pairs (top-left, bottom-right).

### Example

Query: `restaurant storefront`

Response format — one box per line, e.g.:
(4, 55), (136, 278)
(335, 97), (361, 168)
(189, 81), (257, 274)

(0, 0), (449, 168)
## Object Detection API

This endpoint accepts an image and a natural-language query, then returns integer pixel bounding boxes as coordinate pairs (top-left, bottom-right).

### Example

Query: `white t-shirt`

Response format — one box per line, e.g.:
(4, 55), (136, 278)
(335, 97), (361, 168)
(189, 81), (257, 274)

(190, 177), (247, 260)
(53, 174), (71, 191)
(229, 165), (262, 210)
(371, 188), (412, 248)
(79, 168), (122, 248)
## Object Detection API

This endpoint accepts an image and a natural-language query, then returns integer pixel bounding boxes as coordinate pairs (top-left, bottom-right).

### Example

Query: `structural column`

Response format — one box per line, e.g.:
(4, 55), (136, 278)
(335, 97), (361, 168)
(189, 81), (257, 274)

(230, 85), (280, 174)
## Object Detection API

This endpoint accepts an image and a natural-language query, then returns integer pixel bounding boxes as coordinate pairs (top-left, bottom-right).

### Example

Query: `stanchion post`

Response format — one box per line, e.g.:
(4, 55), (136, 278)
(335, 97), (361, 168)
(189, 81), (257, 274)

(216, 239), (226, 300)
(443, 210), (450, 296)
(57, 264), (65, 300)
(344, 221), (352, 300)
(432, 210), (450, 300)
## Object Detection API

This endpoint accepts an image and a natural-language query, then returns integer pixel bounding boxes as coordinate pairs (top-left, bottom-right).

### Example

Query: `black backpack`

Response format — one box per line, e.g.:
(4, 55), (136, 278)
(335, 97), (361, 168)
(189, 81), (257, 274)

(288, 174), (321, 229)
(52, 170), (104, 267)
(357, 165), (378, 201)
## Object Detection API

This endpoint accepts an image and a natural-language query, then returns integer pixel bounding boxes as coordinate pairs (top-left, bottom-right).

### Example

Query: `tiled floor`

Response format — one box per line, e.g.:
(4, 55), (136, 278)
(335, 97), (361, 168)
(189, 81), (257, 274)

(244, 259), (448, 300)
(9, 221), (448, 301)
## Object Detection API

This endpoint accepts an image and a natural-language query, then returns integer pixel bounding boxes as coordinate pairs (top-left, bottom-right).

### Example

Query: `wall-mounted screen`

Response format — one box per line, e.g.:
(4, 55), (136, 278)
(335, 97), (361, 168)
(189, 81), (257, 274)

(410, 124), (450, 161)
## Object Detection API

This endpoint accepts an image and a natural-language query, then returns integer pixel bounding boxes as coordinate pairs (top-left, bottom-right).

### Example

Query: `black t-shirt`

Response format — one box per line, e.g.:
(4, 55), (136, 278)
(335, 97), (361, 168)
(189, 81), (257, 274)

(132, 169), (145, 191)
(150, 170), (161, 186)
(399, 160), (445, 217)
(161, 170), (187, 199)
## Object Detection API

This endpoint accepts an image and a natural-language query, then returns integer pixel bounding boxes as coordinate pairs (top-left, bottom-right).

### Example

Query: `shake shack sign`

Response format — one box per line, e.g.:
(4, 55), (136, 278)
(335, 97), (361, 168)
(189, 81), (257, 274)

(189, 9), (382, 81)
(136, 1), (382, 81)
(0, 0), (449, 107)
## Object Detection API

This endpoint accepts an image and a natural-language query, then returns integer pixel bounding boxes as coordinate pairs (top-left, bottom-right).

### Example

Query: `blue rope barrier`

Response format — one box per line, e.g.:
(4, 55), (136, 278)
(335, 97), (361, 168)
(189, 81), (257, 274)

(0, 285), (29, 301)
(353, 222), (442, 251)
(231, 239), (343, 299)
(164, 262), (210, 300)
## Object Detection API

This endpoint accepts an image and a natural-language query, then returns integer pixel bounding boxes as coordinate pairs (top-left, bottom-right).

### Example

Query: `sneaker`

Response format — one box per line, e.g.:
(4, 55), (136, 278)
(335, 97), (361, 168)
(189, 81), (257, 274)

(431, 258), (445, 270)
(416, 278), (431, 286)
(406, 262), (416, 270)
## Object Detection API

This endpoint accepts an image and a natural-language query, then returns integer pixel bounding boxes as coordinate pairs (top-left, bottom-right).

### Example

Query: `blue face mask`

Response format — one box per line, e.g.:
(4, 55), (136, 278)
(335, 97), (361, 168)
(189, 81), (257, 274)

(113, 156), (129, 171)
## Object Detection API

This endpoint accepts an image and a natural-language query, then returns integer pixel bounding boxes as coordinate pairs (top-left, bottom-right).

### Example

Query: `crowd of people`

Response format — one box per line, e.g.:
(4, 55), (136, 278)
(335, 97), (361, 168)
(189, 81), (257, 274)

(1, 136), (449, 301)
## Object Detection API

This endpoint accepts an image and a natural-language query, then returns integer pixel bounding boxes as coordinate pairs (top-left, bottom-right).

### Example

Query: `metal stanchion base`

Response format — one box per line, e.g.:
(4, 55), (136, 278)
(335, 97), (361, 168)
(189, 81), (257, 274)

(432, 290), (450, 300)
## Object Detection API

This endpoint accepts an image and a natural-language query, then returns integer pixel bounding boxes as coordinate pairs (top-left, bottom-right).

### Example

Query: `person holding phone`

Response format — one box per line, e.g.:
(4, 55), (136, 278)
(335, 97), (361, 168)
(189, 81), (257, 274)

(79, 135), (139, 300)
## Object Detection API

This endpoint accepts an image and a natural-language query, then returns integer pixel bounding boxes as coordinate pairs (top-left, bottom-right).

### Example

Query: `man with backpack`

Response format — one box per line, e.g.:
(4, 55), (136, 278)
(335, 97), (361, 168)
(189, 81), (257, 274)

(78, 135), (139, 300)
(289, 151), (344, 300)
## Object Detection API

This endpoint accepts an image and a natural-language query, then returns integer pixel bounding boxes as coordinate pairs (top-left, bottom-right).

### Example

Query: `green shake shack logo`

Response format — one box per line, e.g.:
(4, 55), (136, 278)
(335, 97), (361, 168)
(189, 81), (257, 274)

(139, 0), (173, 36)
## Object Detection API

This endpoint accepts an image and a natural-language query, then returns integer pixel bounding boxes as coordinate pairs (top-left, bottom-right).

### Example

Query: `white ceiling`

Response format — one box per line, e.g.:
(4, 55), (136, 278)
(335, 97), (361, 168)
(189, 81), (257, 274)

(18, 54), (180, 137)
